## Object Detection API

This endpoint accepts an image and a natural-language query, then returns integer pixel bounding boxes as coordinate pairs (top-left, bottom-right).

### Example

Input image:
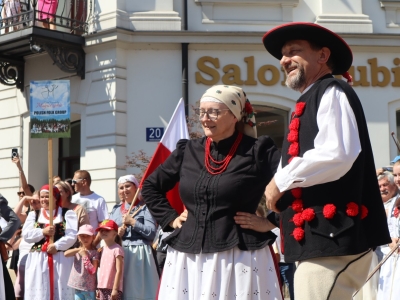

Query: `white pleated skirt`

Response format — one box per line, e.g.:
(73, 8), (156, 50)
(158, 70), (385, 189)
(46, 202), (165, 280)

(24, 251), (74, 300)
(158, 245), (283, 300)
(377, 252), (400, 300)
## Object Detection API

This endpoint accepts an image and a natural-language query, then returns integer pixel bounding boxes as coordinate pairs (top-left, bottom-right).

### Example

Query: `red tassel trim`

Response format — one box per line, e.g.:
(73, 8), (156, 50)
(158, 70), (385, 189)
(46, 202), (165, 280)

(346, 202), (359, 217)
(361, 205), (368, 219)
(292, 213), (304, 227)
(342, 71), (353, 85)
(292, 199), (303, 213)
(301, 208), (315, 222)
(295, 102), (306, 116)
(292, 227), (305, 242)
(287, 130), (299, 143)
(289, 118), (300, 131)
(288, 142), (299, 157)
(291, 187), (302, 199)
(323, 204), (336, 219)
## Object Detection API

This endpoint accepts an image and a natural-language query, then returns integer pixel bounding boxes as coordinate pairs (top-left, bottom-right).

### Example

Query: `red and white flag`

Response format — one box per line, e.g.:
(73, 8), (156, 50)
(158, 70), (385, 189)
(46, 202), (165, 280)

(139, 98), (189, 214)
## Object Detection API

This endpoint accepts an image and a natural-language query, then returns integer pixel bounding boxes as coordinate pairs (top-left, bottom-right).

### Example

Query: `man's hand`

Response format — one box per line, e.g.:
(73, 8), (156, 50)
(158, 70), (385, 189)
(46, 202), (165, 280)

(117, 226), (126, 237)
(265, 177), (284, 212)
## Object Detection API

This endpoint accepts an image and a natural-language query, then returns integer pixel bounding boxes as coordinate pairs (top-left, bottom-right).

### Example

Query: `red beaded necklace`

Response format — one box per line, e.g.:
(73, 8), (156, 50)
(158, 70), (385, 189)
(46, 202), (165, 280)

(205, 132), (243, 175)
(42, 206), (59, 220)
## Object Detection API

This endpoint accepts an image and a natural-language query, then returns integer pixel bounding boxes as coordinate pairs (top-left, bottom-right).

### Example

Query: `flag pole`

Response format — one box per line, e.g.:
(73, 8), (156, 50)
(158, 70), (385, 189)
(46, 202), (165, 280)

(126, 188), (141, 214)
(48, 138), (54, 240)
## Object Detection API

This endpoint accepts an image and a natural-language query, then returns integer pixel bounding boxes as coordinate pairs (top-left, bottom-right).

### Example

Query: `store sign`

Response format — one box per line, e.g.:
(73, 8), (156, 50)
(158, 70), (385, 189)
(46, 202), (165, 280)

(29, 80), (71, 138)
(146, 127), (164, 142)
(195, 56), (400, 88)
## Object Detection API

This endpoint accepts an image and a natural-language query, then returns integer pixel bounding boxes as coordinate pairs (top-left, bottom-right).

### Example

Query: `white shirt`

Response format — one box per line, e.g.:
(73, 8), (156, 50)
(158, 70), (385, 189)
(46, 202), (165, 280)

(72, 192), (109, 229)
(275, 83), (361, 192)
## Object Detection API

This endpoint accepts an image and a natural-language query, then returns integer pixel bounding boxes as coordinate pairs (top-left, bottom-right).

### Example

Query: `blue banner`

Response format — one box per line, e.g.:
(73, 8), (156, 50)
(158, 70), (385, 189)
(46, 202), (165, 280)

(30, 80), (71, 138)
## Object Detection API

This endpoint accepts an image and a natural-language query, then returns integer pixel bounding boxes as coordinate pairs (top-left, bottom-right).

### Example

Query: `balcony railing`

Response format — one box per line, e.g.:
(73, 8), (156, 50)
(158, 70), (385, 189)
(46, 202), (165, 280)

(0, 0), (91, 36)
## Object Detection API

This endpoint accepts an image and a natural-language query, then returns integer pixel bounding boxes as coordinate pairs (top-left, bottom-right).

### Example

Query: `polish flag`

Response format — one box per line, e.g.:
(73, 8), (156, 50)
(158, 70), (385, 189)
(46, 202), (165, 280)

(139, 98), (189, 214)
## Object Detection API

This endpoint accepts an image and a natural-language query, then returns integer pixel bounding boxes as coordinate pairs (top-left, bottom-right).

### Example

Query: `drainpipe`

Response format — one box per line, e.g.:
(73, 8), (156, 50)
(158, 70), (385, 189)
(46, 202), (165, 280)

(182, 0), (188, 116)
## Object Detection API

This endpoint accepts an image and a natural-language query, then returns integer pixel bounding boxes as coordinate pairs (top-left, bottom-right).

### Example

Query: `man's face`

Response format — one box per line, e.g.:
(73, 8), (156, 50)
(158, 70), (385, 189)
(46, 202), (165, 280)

(71, 173), (86, 193)
(378, 178), (398, 202)
(280, 40), (325, 92)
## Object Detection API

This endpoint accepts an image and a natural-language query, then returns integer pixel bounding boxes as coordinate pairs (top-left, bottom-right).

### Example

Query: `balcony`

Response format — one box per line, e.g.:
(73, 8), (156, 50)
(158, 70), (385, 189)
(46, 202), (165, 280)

(0, 0), (90, 91)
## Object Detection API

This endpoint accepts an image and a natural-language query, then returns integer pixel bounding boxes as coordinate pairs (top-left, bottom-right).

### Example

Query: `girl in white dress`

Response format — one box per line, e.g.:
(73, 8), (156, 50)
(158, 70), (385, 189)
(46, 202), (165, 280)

(22, 184), (78, 300)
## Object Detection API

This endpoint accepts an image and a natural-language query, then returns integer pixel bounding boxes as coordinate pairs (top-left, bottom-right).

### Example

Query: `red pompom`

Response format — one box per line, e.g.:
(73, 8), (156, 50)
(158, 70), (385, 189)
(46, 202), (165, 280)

(245, 100), (253, 114)
(288, 142), (299, 156)
(287, 130), (299, 143)
(361, 205), (368, 219)
(323, 204), (336, 219)
(346, 202), (359, 217)
(295, 102), (306, 116)
(292, 227), (305, 241)
(288, 157), (294, 164)
(292, 213), (304, 227)
(292, 199), (303, 213)
(289, 118), (300, 131)
(301, 208), (315, 222)
(291, 188), (302, 199)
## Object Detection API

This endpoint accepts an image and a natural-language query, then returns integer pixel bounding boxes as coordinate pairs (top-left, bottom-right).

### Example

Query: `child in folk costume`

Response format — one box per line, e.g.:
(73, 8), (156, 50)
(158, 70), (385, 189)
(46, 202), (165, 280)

(96, 219), (124, 300)
(22, 185), (78, 300)
(65, 224), (99, 300)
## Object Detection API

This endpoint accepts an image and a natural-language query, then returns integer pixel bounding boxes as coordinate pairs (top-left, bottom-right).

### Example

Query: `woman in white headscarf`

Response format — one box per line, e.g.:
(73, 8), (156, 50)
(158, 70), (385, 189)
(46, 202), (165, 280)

(109, 175), (159, 300)
(143, 85), (282, 300)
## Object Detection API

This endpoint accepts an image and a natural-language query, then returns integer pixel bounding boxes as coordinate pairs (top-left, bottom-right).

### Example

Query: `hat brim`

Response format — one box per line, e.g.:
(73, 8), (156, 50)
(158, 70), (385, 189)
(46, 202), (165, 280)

(95, 226), (115, 232)
(262, 22), (352, 75)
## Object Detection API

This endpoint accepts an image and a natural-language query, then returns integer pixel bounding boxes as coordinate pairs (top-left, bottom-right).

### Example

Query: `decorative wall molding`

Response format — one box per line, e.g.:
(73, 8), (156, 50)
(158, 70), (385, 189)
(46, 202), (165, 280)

(130, 11), (181, 31)
(0, 57), (24, 92)
(380, 1), (400, 27)
(195, 0), (299, 25)
(315, 14), (373, 33)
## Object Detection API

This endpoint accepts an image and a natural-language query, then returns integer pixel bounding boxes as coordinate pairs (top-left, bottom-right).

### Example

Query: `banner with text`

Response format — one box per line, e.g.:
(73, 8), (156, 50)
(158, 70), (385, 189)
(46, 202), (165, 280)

(30, 80), (71, 138)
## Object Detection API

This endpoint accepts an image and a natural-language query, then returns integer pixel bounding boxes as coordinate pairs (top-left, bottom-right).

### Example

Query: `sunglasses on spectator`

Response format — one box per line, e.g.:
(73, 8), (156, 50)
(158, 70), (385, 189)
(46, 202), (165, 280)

(17, 191), (25, 196)
(71, 178), (86, 185)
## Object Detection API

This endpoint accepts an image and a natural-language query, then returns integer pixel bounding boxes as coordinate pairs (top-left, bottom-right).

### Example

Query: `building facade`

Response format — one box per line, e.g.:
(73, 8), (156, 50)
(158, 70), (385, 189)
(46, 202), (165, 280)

(1, 0), (400, 209)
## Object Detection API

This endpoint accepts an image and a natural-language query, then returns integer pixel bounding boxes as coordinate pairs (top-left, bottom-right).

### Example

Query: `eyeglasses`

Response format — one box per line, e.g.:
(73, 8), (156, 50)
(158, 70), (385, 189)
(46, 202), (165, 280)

(194, 108), (231, 121)
(71, 178), (86, 185)
(17, 191), (25, 196)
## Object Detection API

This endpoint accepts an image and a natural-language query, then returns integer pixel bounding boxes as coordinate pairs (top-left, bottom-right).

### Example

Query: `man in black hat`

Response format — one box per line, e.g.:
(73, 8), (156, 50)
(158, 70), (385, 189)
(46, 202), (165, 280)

(263, 22), (391, 299)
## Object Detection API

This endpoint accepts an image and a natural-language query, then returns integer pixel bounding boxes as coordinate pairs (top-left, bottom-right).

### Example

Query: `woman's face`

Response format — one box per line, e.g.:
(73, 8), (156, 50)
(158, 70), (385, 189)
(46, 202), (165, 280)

(199, 102), (237, 143)
(30, 194), (41, 210)
(118, 181), (137, 203)
(39, 191), (50, 209)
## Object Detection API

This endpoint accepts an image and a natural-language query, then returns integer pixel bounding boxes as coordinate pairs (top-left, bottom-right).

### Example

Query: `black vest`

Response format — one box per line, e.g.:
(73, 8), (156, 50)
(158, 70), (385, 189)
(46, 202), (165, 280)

(277, 75), (390, 262)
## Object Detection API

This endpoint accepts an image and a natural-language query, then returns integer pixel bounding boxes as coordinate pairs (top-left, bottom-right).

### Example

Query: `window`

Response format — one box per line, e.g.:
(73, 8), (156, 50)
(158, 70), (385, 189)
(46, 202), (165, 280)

(58, 120), (80, 179)
(254, 105), (288, 149)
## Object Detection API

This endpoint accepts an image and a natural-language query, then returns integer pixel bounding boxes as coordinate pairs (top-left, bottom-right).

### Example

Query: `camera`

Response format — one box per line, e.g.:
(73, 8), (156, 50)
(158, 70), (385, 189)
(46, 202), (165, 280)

(11, 148), (18, 159)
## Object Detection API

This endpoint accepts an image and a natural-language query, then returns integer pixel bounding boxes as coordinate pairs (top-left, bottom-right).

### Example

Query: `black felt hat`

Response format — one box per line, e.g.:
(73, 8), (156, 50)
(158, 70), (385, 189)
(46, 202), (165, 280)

(262, 22), (353, 75)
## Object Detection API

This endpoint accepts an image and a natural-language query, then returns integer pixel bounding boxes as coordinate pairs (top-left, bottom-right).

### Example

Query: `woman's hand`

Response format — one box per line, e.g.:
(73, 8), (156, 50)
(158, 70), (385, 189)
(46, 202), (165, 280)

(42, 225), (55, 237)
(47, 243), (58, 254)
(117, 226), (126, 237)
(122, 213), (135, 227)
(111, 289), (119, 300)
(169, 210), (188, 229)
(234, 212), (271, 233)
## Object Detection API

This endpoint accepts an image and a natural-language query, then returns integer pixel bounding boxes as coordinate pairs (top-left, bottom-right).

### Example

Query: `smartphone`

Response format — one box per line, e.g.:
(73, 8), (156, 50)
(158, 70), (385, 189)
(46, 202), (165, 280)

(11, 148), (18, 159)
